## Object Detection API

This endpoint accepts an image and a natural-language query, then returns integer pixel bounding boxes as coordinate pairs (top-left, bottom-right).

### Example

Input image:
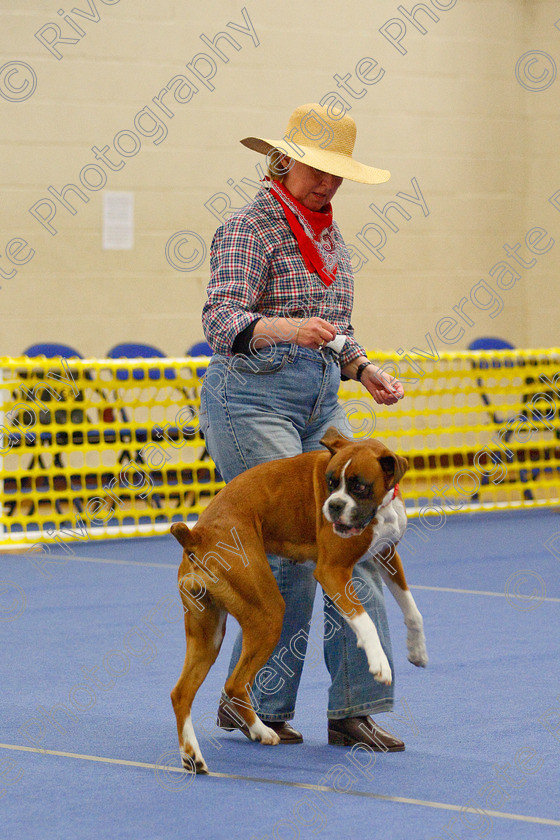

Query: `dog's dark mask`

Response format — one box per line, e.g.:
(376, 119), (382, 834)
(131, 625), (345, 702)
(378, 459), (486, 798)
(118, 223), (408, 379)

(320, 427), (408, 538)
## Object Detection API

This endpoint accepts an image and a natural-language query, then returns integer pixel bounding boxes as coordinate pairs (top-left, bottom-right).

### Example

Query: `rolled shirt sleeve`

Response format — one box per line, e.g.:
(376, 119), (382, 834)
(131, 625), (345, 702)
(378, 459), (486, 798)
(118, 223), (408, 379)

(202, 217), (269, 355)
(338, 332), (368, 369)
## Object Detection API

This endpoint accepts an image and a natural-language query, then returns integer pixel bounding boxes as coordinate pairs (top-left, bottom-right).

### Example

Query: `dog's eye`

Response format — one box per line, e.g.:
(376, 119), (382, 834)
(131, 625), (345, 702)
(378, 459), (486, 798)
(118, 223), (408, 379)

(349, 478), (371, 498)
(326, 474), (338, 491)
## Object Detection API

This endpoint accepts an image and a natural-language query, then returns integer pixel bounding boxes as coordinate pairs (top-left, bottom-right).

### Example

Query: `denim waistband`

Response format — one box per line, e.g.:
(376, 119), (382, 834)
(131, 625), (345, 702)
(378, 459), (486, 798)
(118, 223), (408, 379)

(218, 342), (340, 366)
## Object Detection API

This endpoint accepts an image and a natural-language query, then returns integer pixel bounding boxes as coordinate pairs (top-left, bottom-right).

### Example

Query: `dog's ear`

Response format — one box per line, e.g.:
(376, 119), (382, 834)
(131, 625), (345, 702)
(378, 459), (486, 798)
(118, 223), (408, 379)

(171, 522), (192, 549)
(379, 452), (409, 490)
(320, 426), (353, 455)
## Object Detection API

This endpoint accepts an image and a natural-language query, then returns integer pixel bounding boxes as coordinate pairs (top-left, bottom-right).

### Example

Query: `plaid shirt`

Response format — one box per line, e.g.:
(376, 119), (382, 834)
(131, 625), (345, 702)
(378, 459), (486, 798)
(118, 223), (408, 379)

(202, 188), (367, 368)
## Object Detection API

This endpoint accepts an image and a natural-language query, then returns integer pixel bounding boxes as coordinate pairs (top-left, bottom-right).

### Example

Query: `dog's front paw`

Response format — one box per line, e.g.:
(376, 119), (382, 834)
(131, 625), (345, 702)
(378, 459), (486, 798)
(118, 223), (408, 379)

(352, 614), (393, 685)
(249, 718), (281, 745)
(407, 636), (428, 668)
(406, 620), (428, 668)
(368, 649), (392, 685)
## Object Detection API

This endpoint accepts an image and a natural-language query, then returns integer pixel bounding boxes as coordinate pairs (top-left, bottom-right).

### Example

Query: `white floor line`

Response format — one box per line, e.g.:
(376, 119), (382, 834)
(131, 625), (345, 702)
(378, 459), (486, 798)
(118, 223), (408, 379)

(409, 584), (560, 603)
(7, 552), (559, 603)
(1, 742), (559, 827)
(4, 550), (559, 601)
(2, 552), (178, 569)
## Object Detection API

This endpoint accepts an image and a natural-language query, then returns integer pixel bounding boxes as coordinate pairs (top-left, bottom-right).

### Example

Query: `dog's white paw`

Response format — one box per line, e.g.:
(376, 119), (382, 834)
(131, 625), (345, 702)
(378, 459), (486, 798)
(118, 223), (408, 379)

(181, 749), (208, 775)
(260, 725), (281, 746)
(368, 649), (392, 685)
(180, 715), (209, 774)
(249, 718), (281, 745)
(406, 618), (428, 668)
(350, 613), (393, 685)
(407, 633), (428, 668)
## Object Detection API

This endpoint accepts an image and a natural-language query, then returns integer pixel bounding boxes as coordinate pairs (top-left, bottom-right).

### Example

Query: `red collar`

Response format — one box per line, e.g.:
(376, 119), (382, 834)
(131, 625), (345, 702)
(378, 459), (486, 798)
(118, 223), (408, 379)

(380, 484), (399, 509)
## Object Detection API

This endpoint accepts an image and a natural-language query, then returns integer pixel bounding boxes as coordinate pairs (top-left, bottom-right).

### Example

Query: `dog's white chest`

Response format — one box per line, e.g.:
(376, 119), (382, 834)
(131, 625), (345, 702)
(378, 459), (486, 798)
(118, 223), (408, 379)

(369, 493), (407, 553)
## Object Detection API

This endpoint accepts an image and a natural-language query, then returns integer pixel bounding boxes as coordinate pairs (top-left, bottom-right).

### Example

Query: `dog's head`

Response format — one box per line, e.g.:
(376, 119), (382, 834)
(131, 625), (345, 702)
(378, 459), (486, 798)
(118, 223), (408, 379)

(320, 427), (408, 538)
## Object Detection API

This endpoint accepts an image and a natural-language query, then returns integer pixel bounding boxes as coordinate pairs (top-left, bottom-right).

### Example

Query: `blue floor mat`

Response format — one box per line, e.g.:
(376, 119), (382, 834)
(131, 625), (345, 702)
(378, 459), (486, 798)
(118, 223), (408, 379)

(1, 509), (559, 839)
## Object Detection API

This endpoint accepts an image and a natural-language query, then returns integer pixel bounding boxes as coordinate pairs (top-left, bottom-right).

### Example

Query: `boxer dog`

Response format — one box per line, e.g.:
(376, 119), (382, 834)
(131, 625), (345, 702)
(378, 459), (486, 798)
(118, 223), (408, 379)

(170, 427), (427, 774)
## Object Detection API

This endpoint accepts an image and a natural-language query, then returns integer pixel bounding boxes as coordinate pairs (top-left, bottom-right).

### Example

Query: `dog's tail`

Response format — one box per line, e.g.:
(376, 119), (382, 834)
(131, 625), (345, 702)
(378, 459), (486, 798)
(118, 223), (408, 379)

(170, 522), (193, 550)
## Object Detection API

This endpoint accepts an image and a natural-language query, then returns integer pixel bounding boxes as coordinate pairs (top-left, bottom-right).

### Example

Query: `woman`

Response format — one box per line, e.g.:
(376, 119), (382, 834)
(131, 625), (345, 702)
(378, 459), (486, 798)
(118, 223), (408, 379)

(199, 103), (405, 750)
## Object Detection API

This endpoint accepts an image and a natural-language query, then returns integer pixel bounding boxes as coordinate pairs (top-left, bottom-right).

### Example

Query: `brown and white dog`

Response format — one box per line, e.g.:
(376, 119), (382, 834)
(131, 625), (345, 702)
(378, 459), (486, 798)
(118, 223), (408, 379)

(170, 427), (428, 774)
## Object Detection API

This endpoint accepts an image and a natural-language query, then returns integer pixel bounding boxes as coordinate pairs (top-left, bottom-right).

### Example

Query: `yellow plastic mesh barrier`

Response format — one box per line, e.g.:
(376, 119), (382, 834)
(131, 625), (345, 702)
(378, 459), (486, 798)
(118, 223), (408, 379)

(0, 356), (216, 549)
(339, 348), (560, 518)
(1, 349), (559, 549)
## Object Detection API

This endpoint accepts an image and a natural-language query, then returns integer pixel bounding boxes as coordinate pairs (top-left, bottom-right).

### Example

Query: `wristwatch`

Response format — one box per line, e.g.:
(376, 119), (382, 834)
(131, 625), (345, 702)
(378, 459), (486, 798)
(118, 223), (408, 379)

(356, 361), (373, 382)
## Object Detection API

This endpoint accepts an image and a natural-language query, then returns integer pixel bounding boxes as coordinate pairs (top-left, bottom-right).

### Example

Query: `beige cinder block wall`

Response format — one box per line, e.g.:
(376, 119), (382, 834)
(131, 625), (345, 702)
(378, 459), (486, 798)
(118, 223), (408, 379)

(523, 1), (560, 346)
(0, 0), (558, 358)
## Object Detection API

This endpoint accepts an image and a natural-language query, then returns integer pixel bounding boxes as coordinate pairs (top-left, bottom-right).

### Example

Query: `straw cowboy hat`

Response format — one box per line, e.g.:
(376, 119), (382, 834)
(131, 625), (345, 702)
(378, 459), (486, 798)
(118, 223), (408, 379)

(240, 103), (390, 185)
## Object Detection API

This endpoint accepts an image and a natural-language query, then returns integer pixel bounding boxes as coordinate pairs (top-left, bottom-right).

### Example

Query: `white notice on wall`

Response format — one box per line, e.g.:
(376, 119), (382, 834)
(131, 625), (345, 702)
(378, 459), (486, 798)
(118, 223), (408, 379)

(103, 192), (134, 250)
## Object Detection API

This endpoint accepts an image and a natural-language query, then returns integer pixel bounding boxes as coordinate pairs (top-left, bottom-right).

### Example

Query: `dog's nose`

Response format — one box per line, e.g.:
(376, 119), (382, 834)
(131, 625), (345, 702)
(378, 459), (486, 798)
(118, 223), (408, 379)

(328, 499), (346, 517)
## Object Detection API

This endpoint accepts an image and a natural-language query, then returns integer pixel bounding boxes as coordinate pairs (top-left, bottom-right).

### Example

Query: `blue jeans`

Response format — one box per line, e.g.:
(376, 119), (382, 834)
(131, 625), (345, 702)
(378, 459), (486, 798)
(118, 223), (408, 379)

(199, 342), (394, 720)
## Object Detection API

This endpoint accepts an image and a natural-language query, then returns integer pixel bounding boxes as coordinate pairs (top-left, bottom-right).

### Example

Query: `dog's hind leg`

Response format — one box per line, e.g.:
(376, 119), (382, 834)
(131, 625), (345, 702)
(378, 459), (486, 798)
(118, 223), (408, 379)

(171, 600), (227, 774)
(223, 596), (285, 746)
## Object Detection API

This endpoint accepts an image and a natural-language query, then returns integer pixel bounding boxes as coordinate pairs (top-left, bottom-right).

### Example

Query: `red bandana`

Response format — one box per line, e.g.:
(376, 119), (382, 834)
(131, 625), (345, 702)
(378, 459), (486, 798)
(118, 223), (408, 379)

(267, 179), (339, 287)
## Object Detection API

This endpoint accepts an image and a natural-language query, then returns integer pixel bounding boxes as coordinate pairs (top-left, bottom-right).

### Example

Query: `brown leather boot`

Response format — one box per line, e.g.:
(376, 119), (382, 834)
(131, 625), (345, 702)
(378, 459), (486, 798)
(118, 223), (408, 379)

(328, 716), (405, 751)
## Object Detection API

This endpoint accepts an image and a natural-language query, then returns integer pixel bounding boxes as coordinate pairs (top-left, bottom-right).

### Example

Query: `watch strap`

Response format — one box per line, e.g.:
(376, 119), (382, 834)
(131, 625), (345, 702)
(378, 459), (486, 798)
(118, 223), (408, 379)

(356, 361), (373, 382)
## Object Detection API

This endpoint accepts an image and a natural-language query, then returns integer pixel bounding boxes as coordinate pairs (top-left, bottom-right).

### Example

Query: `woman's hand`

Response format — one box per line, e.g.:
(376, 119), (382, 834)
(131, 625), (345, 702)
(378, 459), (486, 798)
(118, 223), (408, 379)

(250, 316), (336, 350)
(360, 363), (404, 405)
(293, 317), (337, 350)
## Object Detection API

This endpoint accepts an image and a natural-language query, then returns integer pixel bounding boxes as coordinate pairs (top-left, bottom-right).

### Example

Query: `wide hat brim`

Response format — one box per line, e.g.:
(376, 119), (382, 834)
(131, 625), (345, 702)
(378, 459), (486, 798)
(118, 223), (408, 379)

(240, 136), (391, 185)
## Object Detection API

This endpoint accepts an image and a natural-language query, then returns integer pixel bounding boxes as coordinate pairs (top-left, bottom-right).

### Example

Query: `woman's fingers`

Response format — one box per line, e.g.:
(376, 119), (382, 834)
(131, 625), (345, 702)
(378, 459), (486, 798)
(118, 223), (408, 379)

(361, 364), (405, 404)
(296, 317), (336, 348)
